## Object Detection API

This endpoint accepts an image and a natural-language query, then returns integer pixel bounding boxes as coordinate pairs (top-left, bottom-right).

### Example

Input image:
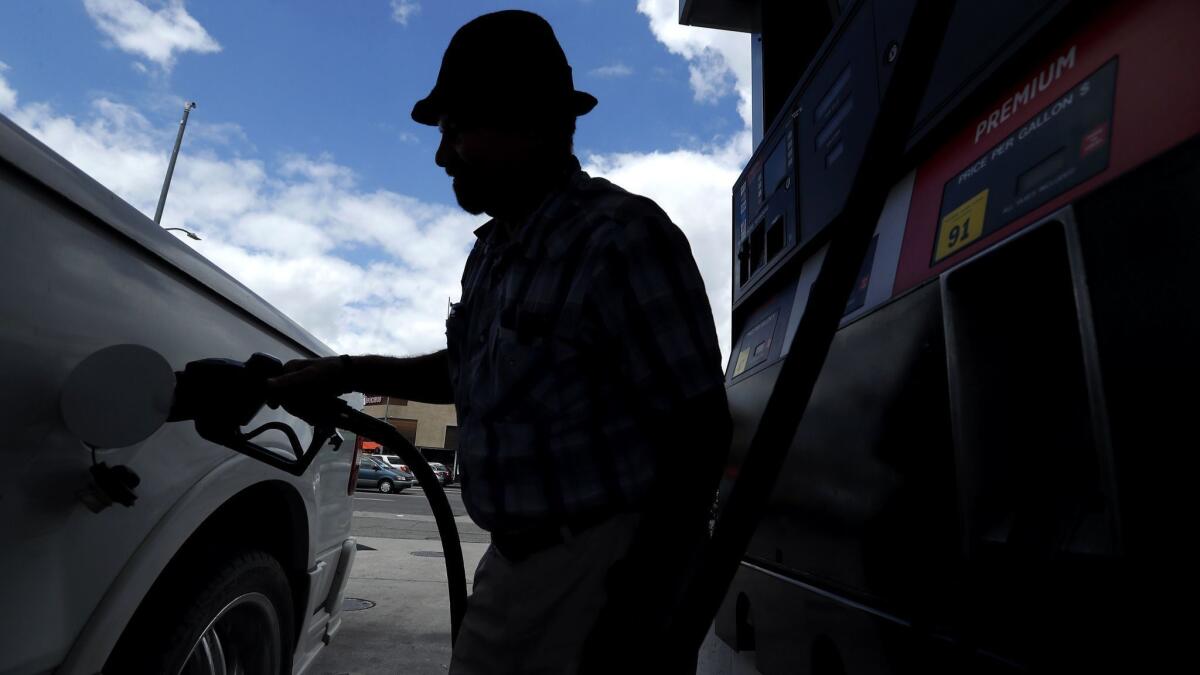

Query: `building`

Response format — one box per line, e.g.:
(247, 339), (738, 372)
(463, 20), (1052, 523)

(361, 395), (459, 477)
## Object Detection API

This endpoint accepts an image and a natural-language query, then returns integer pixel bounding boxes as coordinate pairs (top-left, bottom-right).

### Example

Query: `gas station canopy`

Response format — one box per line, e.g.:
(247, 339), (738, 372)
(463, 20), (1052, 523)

(678, 0), (760, 33)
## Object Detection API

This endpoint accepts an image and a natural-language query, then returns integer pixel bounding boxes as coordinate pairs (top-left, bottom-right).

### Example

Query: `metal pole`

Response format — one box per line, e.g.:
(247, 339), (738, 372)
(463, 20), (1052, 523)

(154, 101), (196, 224)
(382, 397), (392, 457)
(163, 227), (201, 240)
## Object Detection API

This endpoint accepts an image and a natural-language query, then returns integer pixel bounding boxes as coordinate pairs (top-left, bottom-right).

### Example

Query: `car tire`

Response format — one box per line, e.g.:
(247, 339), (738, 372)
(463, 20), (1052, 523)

(105, 550), (294, 675)
(378, 479), (394, 494)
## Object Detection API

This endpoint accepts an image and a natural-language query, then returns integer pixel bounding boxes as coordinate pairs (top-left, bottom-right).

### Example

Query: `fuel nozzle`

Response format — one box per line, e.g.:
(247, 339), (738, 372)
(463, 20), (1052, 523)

(169, 353), (282, 442)
(169, 353), (347, 476)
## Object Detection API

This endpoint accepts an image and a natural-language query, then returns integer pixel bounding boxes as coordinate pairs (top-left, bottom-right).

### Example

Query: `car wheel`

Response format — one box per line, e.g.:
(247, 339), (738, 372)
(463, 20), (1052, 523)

(378, 479), (394, 494)
(105, 550), (294, 675)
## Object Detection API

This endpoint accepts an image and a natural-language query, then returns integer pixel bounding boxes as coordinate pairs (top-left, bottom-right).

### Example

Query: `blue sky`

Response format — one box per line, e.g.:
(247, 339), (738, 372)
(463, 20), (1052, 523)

(0, 1), (749, 357)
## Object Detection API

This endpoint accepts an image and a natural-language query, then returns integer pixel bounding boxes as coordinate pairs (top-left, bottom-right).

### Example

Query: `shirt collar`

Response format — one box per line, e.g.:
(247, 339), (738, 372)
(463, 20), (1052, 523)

(472, 156), (586, 260)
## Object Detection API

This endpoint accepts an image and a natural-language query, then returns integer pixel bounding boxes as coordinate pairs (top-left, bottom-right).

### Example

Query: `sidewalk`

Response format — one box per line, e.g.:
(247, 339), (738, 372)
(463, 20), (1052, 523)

(307, 537), (488, 675)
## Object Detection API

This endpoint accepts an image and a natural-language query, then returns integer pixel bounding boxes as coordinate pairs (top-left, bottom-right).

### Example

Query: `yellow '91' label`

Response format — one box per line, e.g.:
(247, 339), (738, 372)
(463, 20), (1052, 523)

(733, 349), (750, 376)
(934, 188), (989, 263)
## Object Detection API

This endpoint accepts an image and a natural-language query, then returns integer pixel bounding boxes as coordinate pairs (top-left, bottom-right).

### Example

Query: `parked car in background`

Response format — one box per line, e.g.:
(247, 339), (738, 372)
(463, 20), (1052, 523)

(377, 454), (417, 483)
(429, 462), (451, 485)
(356, 457), (413, 494)
(379, 454), (409, 473)
(0, 113), (357, 674)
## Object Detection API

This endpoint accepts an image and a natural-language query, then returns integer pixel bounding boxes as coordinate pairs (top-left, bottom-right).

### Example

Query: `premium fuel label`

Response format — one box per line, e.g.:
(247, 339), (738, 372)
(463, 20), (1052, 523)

(932, 58), (1117, 265)
(934, 189), (988, 261)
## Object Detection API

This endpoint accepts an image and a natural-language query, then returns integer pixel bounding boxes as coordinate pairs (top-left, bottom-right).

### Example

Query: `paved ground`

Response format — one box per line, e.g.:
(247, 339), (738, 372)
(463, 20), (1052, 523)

(345, 486), (489, 544)
(307, 485), (753, 674)
(307, 486), (482, 675)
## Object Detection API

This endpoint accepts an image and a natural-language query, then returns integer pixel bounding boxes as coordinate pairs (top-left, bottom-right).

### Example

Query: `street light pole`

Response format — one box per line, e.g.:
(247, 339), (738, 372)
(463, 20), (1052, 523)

(154, 101), (196, 225)
(164, 227), (201, 240)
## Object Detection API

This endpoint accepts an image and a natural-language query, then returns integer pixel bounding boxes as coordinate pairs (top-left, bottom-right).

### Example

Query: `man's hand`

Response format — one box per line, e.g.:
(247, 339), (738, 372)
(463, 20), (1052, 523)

(265, 356), (354, 409)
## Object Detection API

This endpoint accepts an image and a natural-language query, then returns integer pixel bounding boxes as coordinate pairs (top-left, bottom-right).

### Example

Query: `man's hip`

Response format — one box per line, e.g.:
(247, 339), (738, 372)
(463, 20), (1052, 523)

(449, 512), (641, 675)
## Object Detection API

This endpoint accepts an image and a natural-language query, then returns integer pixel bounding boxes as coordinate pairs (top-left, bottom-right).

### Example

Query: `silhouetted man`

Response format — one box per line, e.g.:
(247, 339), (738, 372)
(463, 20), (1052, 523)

(269, 10), (729, 673)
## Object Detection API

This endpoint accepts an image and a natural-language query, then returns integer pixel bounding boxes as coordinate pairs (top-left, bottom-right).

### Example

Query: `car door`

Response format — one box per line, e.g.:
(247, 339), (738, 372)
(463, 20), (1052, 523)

(357, 458), (380, 487)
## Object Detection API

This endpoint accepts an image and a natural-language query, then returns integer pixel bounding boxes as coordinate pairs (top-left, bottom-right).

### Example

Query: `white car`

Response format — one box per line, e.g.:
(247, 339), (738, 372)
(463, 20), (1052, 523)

(378, 454), (412, 474)
(428, 462), (452, 485)
(0, 114), (358, 673)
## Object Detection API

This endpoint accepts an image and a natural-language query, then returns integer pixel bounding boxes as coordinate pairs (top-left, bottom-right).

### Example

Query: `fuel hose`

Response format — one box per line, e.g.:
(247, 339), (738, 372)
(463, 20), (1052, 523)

(331, 407), (468, 644)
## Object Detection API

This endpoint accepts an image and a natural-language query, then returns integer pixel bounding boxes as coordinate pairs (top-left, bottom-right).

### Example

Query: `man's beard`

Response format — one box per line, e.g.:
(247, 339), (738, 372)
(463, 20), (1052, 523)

(451, 176), (490, 216)
(449, 161), (557, 219)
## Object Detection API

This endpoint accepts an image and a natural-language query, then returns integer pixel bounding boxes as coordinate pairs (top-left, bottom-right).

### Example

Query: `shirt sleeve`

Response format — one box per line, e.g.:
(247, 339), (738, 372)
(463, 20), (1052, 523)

(589, 199), (726, 414)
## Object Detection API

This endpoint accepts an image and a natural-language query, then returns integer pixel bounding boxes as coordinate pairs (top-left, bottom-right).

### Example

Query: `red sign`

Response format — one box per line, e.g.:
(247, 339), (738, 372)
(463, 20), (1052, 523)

(1081, 122), (1109, 157)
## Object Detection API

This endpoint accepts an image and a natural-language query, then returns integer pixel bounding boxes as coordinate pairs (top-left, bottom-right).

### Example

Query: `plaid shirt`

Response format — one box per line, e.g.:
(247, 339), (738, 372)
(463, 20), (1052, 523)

(446, 159), (726, 534)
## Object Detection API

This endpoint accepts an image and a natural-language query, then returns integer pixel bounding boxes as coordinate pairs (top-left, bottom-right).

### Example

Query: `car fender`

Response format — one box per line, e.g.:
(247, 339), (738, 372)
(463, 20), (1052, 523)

(55, 452), (321, 675)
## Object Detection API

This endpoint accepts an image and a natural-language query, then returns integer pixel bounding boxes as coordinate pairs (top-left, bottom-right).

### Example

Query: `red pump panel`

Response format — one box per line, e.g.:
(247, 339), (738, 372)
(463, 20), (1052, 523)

(893, 0), (1200, 295)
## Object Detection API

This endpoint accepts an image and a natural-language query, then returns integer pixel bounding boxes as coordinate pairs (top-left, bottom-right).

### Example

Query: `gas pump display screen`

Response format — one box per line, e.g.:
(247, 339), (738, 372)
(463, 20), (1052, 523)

(1015, 148), (1067, 195)
(764, 141), (790, 197)
(932, 59), (1117, 264)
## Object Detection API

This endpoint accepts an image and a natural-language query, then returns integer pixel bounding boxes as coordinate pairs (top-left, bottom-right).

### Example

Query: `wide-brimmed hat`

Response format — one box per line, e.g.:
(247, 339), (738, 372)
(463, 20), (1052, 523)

(411, 10), (597, 126)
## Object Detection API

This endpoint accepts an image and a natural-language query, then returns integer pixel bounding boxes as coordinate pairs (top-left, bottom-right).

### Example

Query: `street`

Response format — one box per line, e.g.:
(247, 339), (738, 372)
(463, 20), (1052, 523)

(344, 485), (490, 544)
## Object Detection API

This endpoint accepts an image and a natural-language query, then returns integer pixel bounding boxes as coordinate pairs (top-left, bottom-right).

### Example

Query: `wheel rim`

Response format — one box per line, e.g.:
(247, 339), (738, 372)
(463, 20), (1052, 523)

(380, 480), (392, 493)
(178, 592), (281, 675)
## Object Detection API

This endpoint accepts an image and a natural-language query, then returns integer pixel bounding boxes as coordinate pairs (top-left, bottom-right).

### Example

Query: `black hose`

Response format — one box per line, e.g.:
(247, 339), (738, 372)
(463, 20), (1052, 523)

(334, 408), (468, 644)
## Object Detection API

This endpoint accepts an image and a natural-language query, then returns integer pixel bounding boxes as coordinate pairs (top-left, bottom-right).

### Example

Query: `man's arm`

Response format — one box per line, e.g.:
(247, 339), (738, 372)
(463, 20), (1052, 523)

(350, 352), (454, 404)
(266, 350), (454, 406)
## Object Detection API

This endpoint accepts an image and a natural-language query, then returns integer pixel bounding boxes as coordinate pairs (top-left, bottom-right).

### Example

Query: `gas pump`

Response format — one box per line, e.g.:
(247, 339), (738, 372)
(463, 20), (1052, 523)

(681, 0), (1200, 671)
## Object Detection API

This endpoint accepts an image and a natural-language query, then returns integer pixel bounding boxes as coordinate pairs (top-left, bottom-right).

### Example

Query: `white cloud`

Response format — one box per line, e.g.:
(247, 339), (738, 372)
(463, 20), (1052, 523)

(0, 65), (478, 357)
(83, 0), (221, 71)
(390, 0), (421, 26)
(188, 120), (251, 147)
(636, 0), (751, 125)
(590, 63), (634, 78)
(0, 62), (16, 113)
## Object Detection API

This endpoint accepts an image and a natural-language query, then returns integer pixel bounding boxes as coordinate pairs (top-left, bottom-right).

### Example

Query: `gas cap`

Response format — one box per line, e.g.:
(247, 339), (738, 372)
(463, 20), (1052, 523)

(61, 344), (175, 449)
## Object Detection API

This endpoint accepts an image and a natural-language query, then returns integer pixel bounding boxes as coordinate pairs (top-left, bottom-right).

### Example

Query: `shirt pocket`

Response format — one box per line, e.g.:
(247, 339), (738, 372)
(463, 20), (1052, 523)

(490, 305), (593, 419)
(491, 326), (553, 417)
